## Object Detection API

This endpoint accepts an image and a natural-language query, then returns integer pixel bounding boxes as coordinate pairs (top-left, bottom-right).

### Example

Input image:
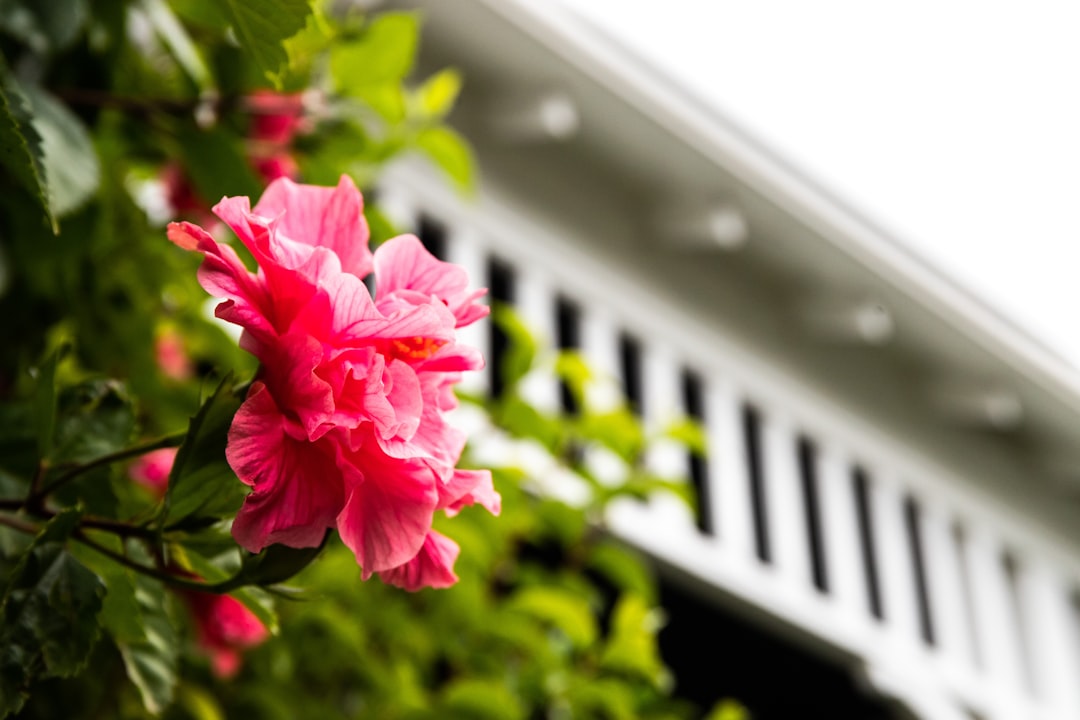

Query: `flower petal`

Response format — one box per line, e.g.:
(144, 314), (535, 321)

(253, 175), (373, 278)
(228, 383), (344, 552)
(374, 234), (488, 327)
(378, 531), (460, 591)
(167, 221), (275, 343)
(439, 469), (501, 517)
(335, 429), (440, 575)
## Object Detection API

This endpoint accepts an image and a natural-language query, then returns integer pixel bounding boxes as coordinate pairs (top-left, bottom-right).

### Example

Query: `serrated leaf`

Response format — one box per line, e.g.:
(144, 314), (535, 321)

(0, 510), (105, 716)
(163, 374), (246, 525)
(20, 82), (100, 218)
(221, 0), (312, 87)
(278, 1), (334, 88)
(506, 586), (596, 649)
(0, 72), (53, 232)
(416, 125), (474, 192)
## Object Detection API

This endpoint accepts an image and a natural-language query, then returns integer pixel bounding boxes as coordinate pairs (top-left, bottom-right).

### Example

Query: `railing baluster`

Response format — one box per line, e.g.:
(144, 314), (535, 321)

(818, 444), (864, 621)
(706, 379), (753, 563)
(870, 475), (920, 648)
(921, 503), (973, 668)
(966, 526), (1025, 695)
(1020, 560), (1080, 716)
(760, 413), (811, 588)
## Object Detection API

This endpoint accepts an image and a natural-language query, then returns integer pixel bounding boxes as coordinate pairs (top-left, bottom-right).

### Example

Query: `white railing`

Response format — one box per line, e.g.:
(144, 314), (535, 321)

(378, 160), (1080, 720)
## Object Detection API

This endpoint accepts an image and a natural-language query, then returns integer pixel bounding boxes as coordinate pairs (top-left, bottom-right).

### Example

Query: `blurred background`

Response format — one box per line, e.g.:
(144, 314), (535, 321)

(2, 0), (1079, 719)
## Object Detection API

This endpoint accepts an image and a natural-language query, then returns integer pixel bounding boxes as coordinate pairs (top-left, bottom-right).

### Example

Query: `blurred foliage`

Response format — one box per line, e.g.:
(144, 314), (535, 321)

(0, 0), (743, 718)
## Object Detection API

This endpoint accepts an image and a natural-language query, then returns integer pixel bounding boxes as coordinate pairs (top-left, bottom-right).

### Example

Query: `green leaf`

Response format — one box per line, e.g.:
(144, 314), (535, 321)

(330, 13), (419, 91)
(221, 0), (312, 87)
(0, 0), (89, 54)
(52, 379), (136, 465)
(586, 541), (655, 604)
(554, 351), (591, 412)
(176, 126), (263, 209)
(704, 699), (752, 720)
(599, 594), (670, 689)
(20, 82), (100, 219)
(0, 510), (105, 716)
(505, 586), (597, 649)
(278, 2), (335, 88)
(0, 71), (53, 232)
(237, 532), (329, 587)
(415, 126), (474, 192)
(82, 533), (180, 716)
(163, 374), (246, 525)
(139, 0), (213, 90)
(416, 68), (462, 118)
(579, 408), (644, 464)
(440, 678), (525, 720)
(664, 418), (708, 456)
(491, 304), (537, 396)
(32, 344), (66, 460)
(116, 576), (180, 714)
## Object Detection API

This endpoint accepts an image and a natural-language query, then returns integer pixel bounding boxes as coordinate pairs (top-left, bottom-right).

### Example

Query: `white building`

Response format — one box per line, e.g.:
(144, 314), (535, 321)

(379, 2), (1080, 718)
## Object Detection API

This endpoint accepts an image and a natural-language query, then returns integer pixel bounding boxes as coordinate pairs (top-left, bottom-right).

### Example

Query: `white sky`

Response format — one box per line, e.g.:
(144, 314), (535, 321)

(564, 1), (1080, 366)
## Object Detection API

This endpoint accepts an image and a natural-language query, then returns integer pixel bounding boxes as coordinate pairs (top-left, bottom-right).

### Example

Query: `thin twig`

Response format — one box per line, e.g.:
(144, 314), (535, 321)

(0, 513), (39, 535)
(74, 531), (230, 593)
(37, 432), (187, 499)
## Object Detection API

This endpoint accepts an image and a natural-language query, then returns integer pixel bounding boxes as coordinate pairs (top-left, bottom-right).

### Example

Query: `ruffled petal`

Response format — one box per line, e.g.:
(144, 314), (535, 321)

(253, 175), (373, 278)
(378, 531), (460, 591)
(227, 383), (344, 552)
(167, 221), (274, 343)
(335, 430), (440, 576)
(439, 469), (501, 517)
(374, 234), (488, 327)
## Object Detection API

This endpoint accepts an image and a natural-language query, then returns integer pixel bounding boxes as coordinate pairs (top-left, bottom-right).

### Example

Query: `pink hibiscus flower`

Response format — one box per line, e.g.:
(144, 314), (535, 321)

(183, 590), (269, 678)
(128, 447), (179, 498)
(168, 175), (495, 590)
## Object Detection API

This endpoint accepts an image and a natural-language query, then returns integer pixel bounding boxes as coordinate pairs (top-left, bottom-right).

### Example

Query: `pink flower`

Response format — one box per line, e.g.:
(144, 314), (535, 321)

(128, 447), (179, 498)
(245, 91), (306, 183)
(168, 176), (497, 589)
(155, 328), (194, 381)
(183, 590), (268, 678)
(245, 91), (306, 145)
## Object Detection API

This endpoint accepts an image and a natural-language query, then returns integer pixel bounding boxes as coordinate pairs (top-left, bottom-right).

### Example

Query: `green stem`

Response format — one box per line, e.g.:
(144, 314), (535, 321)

(37, 431), (186, 499)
